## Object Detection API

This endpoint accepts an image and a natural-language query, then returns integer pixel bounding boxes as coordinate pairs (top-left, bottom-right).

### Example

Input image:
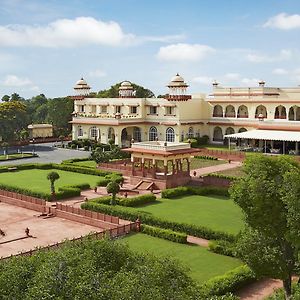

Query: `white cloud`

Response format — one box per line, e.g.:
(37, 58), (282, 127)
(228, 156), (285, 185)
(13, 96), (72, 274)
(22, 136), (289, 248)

(157, 43), (215, 62)
(272, 68), (288, 75)
(264, 13), (300, 30)
(3, 75), (33, 87)
(0, 17), (186, 48)
(192, 76), (214, 85)
(88, 69), (107, 78)
(0, 17), (135, 47)
(246, 49), (292, 63)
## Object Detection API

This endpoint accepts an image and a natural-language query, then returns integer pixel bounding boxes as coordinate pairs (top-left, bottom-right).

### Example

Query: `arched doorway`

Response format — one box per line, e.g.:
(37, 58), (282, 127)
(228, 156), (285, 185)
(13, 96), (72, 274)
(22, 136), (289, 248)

(225, 105), (236, 118)
(225, 127), (235, 135)
(237, 105), (248, 118)
(213, 127), (223, 142)
(89, 126), (99, 140)
(213, 105), (223, 117)
(133, 127), (141, 142)
(187, 127), (194, 138)
(238, 128), (247, 133)
(108, 127), (115, 143)
(255, 105), (267, 118)
(274, 105), (286, 119)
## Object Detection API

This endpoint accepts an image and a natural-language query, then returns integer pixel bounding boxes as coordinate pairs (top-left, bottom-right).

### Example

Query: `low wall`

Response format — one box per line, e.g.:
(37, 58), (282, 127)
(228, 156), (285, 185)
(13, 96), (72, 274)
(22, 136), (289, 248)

(55, 203), (120, 229)
(196, 149), (245, 161)
(0, 189), (46, 212)
(202, 175), (232, 187)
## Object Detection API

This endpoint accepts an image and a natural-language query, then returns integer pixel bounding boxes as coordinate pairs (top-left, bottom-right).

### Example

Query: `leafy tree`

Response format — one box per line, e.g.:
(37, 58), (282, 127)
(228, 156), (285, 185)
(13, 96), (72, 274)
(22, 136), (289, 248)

(230, 155), (300, 299)
(47, 171), (60, 194)
(1, 95), (10, 102)
(10, 93), (23, 102)
(106, 181), (120, 205)
(97, 82), (155, 98)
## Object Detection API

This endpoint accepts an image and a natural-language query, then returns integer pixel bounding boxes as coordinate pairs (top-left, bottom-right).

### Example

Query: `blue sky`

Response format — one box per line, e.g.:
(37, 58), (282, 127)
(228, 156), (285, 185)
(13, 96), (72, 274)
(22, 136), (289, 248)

(0, 0), (300, 98)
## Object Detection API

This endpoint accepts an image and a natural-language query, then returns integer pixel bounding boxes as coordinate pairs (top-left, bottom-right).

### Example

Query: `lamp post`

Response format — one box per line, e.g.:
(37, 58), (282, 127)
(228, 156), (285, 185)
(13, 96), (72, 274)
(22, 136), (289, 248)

(30, 138), (35, 154)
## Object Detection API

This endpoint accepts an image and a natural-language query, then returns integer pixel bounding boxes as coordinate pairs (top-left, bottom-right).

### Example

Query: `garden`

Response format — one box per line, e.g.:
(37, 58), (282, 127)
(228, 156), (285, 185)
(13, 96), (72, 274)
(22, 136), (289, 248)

(121, 233), (242, 283)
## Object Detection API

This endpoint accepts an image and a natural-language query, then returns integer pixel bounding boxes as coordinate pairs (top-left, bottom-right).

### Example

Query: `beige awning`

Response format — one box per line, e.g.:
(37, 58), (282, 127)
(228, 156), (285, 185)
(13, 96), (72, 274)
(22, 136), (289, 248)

(225, 129), (300, 142)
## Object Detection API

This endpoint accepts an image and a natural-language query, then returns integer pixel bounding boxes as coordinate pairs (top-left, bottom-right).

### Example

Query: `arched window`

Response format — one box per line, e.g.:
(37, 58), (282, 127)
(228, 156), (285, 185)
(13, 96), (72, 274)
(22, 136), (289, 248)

(225, 105), (236, 118)
(187, 127), (194, 138)
(274, 105), (286, 119)
(225, 127), (235, 135)
(213, 127), (223, 142)
(237, 105), (249, 118)
(149, 126), (157, 141)
(90, 126), (98, 138)
(255, 105), (267, 118)
(289, 107), (295, 121)
(133, 127), (141, 142)
(213, 105), (223, 117)
(166, 127), (175, 142)
(78, 125), (83, 137)
(238, 128), (247, 133)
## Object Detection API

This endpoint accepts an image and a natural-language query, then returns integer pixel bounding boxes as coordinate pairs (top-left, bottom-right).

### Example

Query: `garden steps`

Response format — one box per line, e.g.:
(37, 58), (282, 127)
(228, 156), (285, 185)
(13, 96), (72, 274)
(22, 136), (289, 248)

(133, 180), (154, 190)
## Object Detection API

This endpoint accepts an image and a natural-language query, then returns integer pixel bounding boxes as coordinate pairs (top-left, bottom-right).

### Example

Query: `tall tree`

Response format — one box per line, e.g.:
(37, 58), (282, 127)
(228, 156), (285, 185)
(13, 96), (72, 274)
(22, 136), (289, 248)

(230, 155), (300, 299)
(1, 95), (10, 102)
(97, 82), (155, 98)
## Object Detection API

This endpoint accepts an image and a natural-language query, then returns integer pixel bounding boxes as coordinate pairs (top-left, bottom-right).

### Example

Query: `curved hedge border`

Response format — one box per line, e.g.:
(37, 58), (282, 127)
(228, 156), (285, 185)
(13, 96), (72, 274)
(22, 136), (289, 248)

(161, 186), (229, 199)
(199, 265), (256, 297)
(141, 224), (187, 244)
(81, 202), (236, 241)
(208, 240), (236, 257)
(119, 194), (156, 207)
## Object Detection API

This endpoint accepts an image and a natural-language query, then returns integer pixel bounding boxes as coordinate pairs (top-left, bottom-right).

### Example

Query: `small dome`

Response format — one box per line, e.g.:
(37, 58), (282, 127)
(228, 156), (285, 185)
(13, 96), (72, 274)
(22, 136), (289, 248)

(167, 73), (188, 87)
(121, 81), (132, 87)
(74, 77), (90, 89)
(119, 81), (134, 91)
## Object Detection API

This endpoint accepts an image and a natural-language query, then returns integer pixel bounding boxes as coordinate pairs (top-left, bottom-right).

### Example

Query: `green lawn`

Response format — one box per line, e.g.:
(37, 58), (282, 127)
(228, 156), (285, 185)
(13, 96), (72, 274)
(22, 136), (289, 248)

(0, 153), (35, 161)
(136, 195), (243, 234)
(0, 169), (101, 193)
(72, 160), (97, 168)
(121, 233), (242, 283)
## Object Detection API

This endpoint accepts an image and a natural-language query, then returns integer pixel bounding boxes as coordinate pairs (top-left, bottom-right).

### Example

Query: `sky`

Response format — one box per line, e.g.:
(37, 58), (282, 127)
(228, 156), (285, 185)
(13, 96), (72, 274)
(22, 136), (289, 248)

(0, 0), (300, 98)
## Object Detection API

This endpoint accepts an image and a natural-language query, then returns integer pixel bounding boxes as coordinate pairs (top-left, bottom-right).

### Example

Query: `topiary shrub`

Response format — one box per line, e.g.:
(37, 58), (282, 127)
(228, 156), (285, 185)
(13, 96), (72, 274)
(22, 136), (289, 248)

(141, 224), (187, 244)
(119, 194), (156, 207)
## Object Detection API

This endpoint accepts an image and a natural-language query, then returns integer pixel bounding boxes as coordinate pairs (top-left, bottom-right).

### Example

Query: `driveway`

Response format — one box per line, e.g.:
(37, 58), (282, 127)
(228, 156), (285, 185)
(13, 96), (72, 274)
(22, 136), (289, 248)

(0, 142), (91, 165)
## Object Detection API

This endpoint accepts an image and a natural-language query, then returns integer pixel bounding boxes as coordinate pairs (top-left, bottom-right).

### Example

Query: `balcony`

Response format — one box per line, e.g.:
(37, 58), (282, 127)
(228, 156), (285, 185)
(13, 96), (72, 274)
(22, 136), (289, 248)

(212, 114), (223, 117)
(237, 114), (249, 118)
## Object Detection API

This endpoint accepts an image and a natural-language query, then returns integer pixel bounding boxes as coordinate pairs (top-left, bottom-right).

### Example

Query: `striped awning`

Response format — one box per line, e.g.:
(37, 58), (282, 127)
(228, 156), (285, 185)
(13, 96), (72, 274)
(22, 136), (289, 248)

(224, 129), (300, 142)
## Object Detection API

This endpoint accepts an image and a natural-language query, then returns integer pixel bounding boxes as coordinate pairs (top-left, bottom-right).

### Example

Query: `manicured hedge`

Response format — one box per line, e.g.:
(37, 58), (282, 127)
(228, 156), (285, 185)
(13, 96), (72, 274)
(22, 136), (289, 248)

(208, 240), (236, 257)
(81, 202), (236, 241)
(208, 173), (238, 181)
(55, 186), (81, 200)
(97, 173), (124, 187)
(199, 265), (256, 297)
(194, 155), (218, 161)
(161, 186), (229, 199)
(141, 224), (187, 244)
(119, 194), (156, 207)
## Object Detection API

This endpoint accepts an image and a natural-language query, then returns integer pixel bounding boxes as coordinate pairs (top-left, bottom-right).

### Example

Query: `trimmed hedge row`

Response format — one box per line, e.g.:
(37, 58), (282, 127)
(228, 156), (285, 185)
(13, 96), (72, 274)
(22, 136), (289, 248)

(141, 224), (187, 244)
(208, 240), (236, 257)
(161, 186), (229, 199)
(208, 173), (238, 181)
(199, 265), (256, 297)
(194, 155), (218, 161)
(97, 173), (124, 186)
(81, 202), (236, 241)
(119, 194), (156, 207)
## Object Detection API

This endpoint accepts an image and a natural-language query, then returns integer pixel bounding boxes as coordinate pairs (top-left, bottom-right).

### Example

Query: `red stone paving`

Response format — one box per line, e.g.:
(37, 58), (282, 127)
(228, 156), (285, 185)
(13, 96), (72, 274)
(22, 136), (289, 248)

(187, 235), (209, 247)
(191, 161), (242, 177)
(0, 202), (102, 258)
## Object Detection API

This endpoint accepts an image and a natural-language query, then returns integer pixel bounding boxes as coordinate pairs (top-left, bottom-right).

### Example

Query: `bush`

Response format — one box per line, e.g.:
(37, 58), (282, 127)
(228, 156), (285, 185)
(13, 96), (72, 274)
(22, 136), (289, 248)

(199, 265), (256, 297)
(194, 155), (218, 161)
(119, 194), (156, 207)
(81, 202), (236, 241)
(208, 173), (238, 181)
(141, 224), (187, 244)
(161, 186), (229, 199)
(56, 186), (81, 200)
(97, 178), (111, 187)
(92, 196), (120, 205)
(208, 240), (236, 257)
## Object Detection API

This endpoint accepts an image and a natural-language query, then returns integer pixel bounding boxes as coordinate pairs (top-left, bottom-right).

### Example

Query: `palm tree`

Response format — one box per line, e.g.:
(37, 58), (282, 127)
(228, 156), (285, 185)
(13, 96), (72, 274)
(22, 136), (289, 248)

(106, 181), (120, 205)
(47, 171), (60, 194)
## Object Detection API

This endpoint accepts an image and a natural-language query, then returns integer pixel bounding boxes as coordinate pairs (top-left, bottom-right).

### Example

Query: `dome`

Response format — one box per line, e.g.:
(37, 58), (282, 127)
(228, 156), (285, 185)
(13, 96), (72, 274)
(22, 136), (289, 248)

(74, 77), (91, 89)
(167, 73), (188, 87)
(119, 81), (133, 90)
(121, 81), (132, 87)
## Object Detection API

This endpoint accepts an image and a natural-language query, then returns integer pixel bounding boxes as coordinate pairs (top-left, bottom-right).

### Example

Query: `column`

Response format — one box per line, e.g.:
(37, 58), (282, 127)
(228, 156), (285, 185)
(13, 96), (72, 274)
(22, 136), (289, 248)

(164, 160), (168, 179)
(172, 160), (176, 175)
(141, 157), (145, 177)
(151, 159), (156, 179)
(131, 157), (135, 176)
(187, 158), (190, 174)
(179, 159), (183, 173)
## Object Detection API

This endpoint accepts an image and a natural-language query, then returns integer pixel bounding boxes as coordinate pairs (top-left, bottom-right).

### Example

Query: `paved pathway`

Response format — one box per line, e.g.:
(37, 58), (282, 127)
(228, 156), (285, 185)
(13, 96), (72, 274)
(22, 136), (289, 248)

(187, 235), (209, 247)
(191, 161), (242, 177)
(0, 142), (90, 166)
